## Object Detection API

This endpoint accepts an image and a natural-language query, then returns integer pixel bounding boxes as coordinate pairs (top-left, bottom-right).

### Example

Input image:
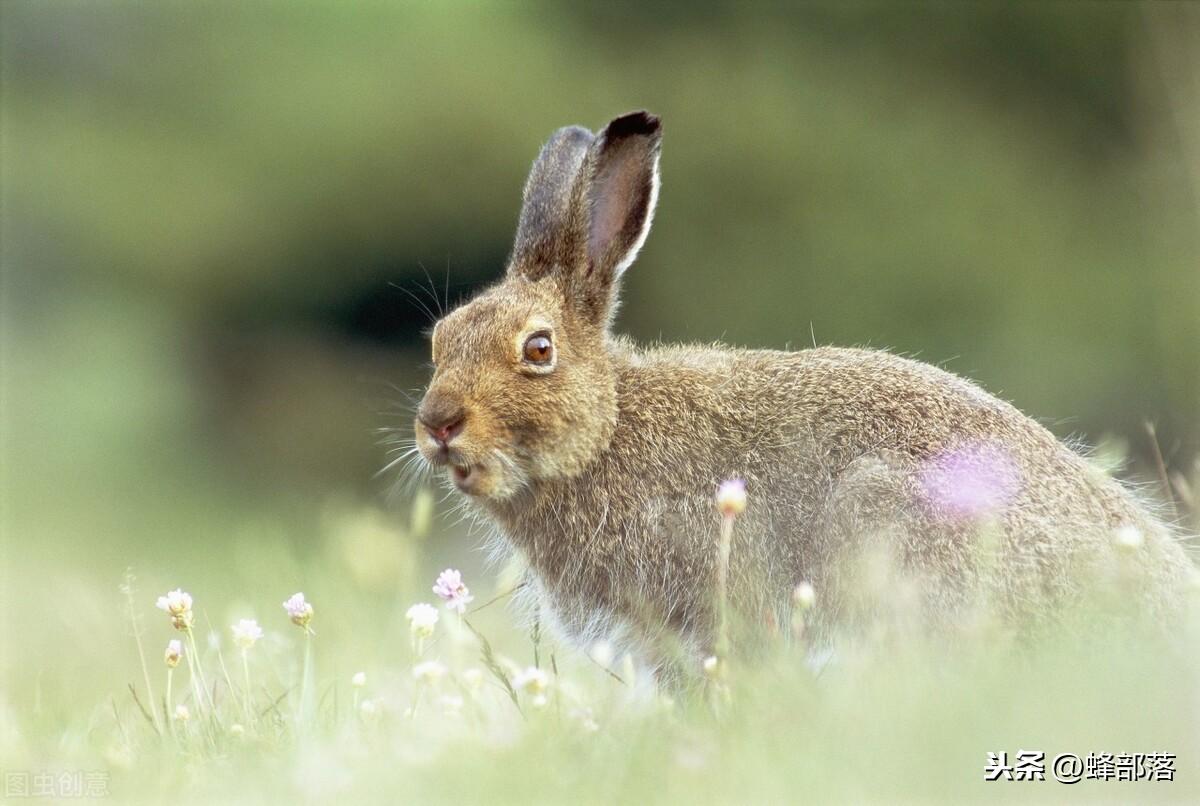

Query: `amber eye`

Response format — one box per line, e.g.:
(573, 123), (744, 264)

(522, 333), (554, 365)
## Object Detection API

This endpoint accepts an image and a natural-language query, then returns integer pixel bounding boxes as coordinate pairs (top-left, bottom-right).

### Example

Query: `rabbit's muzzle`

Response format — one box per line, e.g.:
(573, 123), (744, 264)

(415, 419), (480, 495)
(414, 390), (504, 497)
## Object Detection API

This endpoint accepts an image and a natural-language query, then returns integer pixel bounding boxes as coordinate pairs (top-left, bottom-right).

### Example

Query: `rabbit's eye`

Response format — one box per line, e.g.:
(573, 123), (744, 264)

(523, 333), (554, 365)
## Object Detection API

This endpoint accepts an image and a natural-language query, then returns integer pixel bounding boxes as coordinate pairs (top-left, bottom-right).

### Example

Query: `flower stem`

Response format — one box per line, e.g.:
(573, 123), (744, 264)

(183, 636), (205, 715)
(122, 575), (161, 734)
(183, 628), (219, 732)
(165, 668), (174, 730)
(297, 630), (313, 731)
(410, 682), (422, 720)
(241, 649), (253, 727)
(716, 514), (735, 659)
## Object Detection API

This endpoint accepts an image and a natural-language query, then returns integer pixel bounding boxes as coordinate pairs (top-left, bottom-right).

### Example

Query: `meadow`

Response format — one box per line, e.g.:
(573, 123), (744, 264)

(3, 2), (1199, 803)
(3, 462), (1198, 804)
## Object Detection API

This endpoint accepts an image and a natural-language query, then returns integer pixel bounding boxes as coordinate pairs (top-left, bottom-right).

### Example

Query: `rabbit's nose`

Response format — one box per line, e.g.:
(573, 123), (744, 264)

(418, 399), (466, 446)
(425, 417), (464, 446)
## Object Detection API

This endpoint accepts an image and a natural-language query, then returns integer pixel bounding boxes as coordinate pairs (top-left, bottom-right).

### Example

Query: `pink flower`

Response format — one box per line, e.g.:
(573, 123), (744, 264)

(432, 569), (474, 614)
(282, 592), (314, 630)
(919, 442), (1021, 520)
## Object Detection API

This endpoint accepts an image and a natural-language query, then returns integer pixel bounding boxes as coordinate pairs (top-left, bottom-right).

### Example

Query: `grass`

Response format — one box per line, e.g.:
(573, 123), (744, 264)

(2, 475), (1198, 805)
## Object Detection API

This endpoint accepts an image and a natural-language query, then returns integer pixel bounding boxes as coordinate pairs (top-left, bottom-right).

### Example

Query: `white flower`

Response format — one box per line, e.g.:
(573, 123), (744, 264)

(282, 592), (314, 630)
(156, 589), (194, 631)
(702, 656), (719, 678)
(229, 723), (244, 736)
(793, 581), (816, 610)
(174, 704), (190, 721)
(156, 589), (192, 614)
(351, 672), (366, 688)
(1114, 525), (1144, 551)
(164, 639), (183, 668)
(512, 666), (550, 694)
(716, 479), (747, 518)
(589, 640), (614, 668)
(360, 699), (379, 720)
(412, 660), (447, 683)
(406, 603), (439, 638)
(231, 618), (263, 650)
(462, 668), (484, 692)
(432, 569), (475, 614)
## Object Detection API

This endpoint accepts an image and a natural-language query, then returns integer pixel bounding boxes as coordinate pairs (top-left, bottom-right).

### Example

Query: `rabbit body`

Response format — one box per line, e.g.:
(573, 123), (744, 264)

(494, 341), (1190, 661)
(414, 112), (1194, 668)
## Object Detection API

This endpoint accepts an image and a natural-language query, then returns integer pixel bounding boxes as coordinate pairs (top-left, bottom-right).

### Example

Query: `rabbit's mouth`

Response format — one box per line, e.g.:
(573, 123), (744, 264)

(415, 434), (490, 496)
(450, 463), (478, 493)
(417, 432), (524, 500)
(436, 448), (485, 495)
(430, 448), (480, 495)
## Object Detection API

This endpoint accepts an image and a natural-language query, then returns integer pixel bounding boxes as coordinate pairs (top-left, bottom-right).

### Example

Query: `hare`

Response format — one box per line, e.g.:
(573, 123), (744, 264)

(413, 111), (1195, 671)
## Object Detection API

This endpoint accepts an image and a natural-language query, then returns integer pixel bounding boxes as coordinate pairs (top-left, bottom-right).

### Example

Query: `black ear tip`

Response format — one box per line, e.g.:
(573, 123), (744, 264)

(603, 110), (661, 140)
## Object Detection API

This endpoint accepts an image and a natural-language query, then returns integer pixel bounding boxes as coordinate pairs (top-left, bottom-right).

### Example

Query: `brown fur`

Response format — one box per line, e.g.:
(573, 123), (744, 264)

(413, 112), (1195, 672)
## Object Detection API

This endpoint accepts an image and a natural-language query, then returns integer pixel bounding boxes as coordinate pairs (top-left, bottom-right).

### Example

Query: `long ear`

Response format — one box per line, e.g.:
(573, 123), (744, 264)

(509, 125), (595, 279)
(572, 111), (662, 325)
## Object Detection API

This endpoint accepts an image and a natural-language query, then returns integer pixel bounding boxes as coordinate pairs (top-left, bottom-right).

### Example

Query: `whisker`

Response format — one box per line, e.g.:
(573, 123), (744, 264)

(417, 261), (444, 318)
(385, 452), (434, 504)
(389, 281), (439, 324)
(375, 445), (423, 479)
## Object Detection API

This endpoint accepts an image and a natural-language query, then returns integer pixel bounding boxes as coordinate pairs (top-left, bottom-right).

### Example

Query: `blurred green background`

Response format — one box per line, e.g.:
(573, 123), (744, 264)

(2, 1), (1198, 730)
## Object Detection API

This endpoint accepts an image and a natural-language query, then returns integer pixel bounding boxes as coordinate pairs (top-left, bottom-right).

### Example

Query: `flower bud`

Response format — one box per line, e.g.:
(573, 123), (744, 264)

(164, 639), (183, 668)
(792, 581), (816, 610)
(716, 479), (747, 518)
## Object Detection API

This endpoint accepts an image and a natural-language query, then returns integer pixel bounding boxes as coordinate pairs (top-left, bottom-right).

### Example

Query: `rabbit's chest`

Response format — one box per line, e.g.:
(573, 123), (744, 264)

(509, 495), (720, 644)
